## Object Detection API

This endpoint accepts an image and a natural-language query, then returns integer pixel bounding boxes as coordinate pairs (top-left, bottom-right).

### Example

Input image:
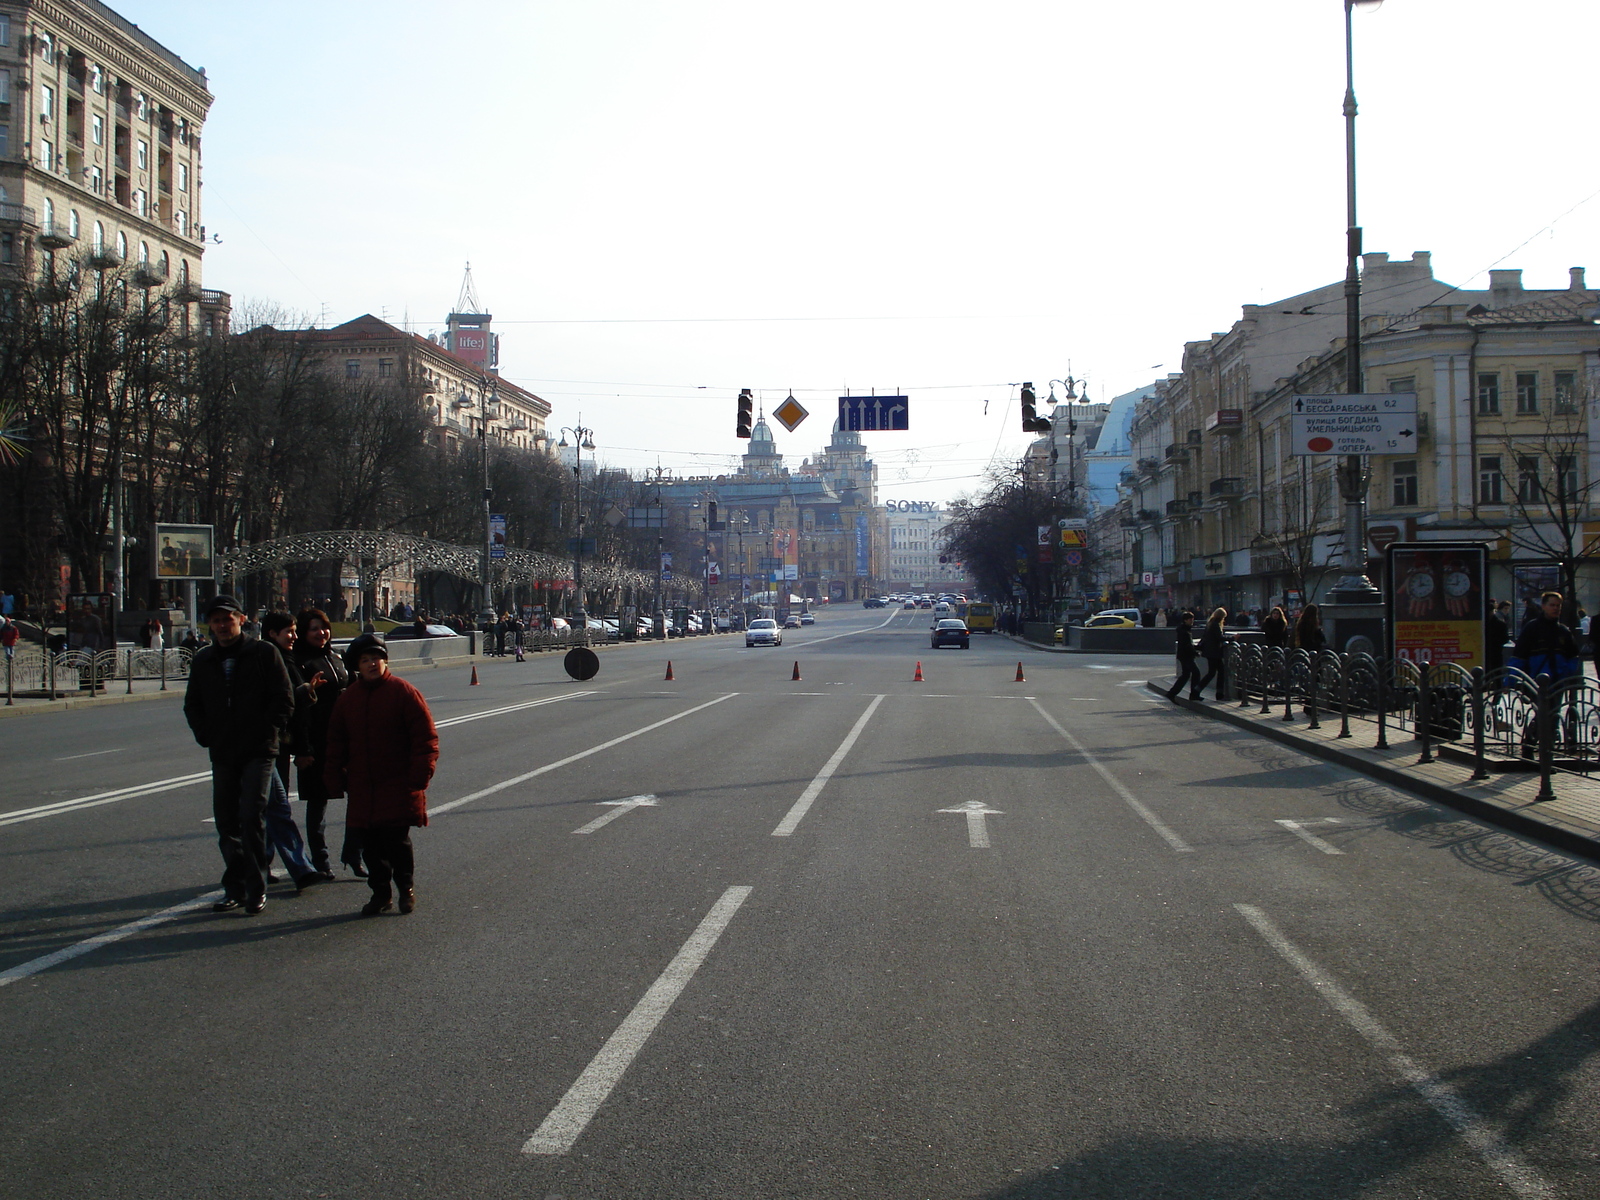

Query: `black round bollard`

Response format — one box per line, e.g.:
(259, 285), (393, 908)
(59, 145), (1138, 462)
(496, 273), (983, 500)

(563, 646), (600, 681)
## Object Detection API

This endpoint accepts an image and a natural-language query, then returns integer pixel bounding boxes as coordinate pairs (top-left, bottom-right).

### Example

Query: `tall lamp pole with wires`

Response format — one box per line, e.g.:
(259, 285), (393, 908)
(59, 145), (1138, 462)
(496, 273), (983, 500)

(557, 423), (596, 616)
(1332, 0), (1384, 600)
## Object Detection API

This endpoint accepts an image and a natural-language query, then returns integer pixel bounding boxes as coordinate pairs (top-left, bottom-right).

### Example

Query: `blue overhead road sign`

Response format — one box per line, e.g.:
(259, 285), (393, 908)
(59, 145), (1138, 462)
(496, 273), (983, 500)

(839, 395), (910, 431)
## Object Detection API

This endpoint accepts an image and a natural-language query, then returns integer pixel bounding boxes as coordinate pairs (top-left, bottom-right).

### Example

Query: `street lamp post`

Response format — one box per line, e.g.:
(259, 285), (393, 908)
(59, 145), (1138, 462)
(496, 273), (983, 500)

(557, 423), (596, 617)
(481, 377), (497, 620)
(1333, 0), (1383, 600)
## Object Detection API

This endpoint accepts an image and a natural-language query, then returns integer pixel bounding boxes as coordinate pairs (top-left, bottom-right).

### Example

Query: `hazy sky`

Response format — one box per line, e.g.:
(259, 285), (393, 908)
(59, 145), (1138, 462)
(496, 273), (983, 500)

(117, 0), (1600, 504)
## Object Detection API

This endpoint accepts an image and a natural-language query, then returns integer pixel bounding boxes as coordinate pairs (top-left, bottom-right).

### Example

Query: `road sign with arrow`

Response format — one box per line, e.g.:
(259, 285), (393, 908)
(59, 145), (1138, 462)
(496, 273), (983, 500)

(839, 395), (910, 431)
(1291, 393), (1418, 456)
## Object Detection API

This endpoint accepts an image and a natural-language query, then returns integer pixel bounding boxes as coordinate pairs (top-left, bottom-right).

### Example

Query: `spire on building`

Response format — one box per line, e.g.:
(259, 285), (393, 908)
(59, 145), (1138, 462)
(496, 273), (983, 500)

(456, 262), (483, 316)
(446, 263), (496, 372)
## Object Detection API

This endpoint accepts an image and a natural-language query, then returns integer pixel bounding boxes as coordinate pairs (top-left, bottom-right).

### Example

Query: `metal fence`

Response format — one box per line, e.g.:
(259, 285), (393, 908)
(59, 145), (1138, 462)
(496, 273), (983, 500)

(4, 646), (193, 704)
(1223, 641), (1600, 804)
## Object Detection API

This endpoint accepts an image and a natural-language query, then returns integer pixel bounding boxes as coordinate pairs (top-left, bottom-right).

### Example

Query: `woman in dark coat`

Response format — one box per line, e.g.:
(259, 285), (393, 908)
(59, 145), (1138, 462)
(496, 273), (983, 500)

(1261, 606), (1289, 649)
(1294, 603), (1327, 654)
(324, 634), (439, 916)
(1194, 607), (1229, 700)
(293, 608), (352, 876)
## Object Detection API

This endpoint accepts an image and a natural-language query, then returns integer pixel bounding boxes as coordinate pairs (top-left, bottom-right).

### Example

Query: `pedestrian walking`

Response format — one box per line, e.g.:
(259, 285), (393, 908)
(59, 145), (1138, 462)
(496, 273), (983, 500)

(1260, 606), (1289, 648)
(182, 595), (294, 915)
(1, 614), (17, 661)
(1194, 607), (1228, 700)
(324, 634), (439, 916)
(259, 612), (329, 890)
(1510, 591), (1579, 679)
(1486, 600), (1510, 674)
(1294, 603), (1327, 654)
(293, 608), (355, 876)
(1166, 610), (1201, 702)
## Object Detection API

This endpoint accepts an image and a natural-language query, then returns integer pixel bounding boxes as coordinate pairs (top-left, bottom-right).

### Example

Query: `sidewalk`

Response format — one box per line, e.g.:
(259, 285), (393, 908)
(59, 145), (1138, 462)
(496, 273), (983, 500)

(1146, 675), (1600, 861)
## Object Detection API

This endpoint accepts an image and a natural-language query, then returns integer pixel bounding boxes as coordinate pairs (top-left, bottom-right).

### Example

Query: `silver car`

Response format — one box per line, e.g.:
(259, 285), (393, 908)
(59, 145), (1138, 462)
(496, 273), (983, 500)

(745, 618), (782, 647)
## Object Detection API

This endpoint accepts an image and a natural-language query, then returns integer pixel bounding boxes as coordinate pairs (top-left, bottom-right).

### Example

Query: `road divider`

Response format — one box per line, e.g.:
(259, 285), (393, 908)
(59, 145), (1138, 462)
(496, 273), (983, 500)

(772, 694), (885, 837)
(432, 693), (738, 815)
(1029, 698), (1195, 853)
(523, 885), (752, 1155)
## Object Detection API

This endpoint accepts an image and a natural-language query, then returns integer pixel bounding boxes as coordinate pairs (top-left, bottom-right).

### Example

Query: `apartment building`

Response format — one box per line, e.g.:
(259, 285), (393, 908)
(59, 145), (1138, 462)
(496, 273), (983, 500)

(0, 0), (210, 293)
(1120, 257), (1600, 615)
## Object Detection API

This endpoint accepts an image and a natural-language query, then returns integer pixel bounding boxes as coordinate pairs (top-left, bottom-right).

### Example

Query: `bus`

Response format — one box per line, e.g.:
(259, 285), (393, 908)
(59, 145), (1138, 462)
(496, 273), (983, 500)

(966, 601), (997, 633)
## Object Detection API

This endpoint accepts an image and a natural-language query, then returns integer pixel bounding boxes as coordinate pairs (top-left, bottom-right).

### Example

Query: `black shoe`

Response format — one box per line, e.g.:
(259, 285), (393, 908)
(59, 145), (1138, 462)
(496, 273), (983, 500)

(266, 871), (281, 885)
(397, 888), (415, 914)
(314, 869), (337, 883)
(343, 859), (369, 879)
(294, 873), (325, 893)
(361, 896), (393, 917)
(1189, 694), (1205, 702)
(244, 894), (267, 915)
(212, 897), (241, 913)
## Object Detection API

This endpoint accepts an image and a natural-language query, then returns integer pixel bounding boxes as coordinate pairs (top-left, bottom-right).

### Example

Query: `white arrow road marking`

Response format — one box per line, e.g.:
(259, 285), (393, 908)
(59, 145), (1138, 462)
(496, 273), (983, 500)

(523, 885), (752, 1155)
(938, 800), (1003, 848)
(572, 794), (658, 835)
(1276, 818), (1345, 855)
(1235, 904), (1554, 1199)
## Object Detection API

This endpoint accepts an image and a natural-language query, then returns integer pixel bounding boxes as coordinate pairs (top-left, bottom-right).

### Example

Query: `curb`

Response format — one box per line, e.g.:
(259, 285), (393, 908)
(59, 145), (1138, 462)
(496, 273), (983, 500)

(1144, 680), (1600, 862)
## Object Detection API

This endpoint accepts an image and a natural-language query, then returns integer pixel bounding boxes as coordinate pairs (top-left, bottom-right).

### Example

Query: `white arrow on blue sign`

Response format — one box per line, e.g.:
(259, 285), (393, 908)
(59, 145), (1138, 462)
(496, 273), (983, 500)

(839, 395), (910, 431)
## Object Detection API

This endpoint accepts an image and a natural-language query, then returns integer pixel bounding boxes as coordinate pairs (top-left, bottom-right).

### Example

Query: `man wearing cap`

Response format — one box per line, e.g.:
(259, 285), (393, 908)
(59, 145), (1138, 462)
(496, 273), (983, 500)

(183, 595), (294, 914)
(324, 634), (439, 916)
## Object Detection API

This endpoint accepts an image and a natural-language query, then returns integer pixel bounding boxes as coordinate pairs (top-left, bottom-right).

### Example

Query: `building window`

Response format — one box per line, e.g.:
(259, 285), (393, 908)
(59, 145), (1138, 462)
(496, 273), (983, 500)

(1391, 460), (1418, 507)
(1554, 371), (1578, 414)
(68, 209), (78, 238)
(135, 93), (148, 121)
(43, 197), (54, 231)
(176, 210), (187, 235)
(92, 221), (103, 251)
(134, 189), (147, 216)
(137, 140), (148, 171)
(41, 84), (54, 121)
(0, 14), (9, 46)
(38, 34), (52, 64)
(1477, 373), (1500, 415)
(138, 240), (149, 264)
(1479, 456), (1503, 505)
(346, 360), (360, 379)
(0, 69), (9, 104)
(92, 113), (103, 146)
(40, 138), (54, 170)
(90, 65), (103, 94)
(1516, 372), (1539, 415)
(1557, 455), (1579, 502)
(0, 125), (7, 158)
(1516, 455), (1541, 503)
(116, 231), (127, 259)
(90, 165), (102, 194)
(378, 358), (395, 378)
(178, 163), (189, 193)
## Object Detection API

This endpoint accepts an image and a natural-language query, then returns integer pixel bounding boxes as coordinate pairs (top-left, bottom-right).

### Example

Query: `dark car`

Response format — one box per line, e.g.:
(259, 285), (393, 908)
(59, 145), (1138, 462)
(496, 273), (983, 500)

(931, 618), (970, 649)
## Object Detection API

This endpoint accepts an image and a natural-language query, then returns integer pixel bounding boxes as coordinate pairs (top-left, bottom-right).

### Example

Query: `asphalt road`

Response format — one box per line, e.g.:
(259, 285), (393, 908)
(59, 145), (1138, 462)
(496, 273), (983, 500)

(2, 607), (1597, 1199)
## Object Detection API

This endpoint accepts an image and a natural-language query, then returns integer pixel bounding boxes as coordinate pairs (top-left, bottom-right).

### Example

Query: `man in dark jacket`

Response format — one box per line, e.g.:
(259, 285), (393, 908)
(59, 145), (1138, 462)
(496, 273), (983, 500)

(183, 595), (294, 914)
(1511, 591), (1579, 679)
(1166, 611), (1201, 702)
(325, 634), (439, 916)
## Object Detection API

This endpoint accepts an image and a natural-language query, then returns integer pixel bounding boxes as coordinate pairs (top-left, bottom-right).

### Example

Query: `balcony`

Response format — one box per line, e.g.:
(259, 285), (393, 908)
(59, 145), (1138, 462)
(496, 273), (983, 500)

(86, 245), (122, 269)
(130, 261), (168, 288)
(1187, 490), (1204, 507)
(1136, 456), (1161, 473)
(0, 202), (38, 229)
(1164, 444), (1189, 461)
(37, 224), (76, 250)
(1137, 508), (1161, 523)
(1166, 499), (1188, 516)
(1209, 476), (1246, 497)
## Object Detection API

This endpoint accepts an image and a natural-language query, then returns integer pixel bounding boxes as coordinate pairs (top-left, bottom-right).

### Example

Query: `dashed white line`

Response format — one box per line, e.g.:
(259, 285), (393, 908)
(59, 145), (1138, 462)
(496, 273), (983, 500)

(1029, 698), (1194, 853)
(1276, 818), (1345, 855)
(772, 695), (885, 836)
(522, 885), (752, 1155)
(1235, 904), (1554, 1199)
(435, 690), (594, 728)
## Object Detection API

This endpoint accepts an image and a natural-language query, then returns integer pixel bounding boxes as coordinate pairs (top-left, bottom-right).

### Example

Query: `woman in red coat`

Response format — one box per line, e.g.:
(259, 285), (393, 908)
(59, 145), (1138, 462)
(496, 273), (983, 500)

(324, 634), (439, 915)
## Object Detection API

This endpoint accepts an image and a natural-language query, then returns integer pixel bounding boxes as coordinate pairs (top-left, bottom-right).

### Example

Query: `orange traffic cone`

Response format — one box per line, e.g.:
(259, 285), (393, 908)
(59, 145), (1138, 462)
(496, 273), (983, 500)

(913, 661), (924, 682)
(1015, 661), (1026, 682)
(792, 660), (802, 681)
(664, 661), (675, 681)
(470, 665), (479, 686)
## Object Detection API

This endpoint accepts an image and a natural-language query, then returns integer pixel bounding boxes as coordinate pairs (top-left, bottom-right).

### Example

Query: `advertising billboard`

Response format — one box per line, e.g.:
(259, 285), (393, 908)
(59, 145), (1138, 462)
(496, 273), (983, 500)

(154, 523), (215, 581)
(452, 328), (490, 367)
(1385, 542), (1490, 668)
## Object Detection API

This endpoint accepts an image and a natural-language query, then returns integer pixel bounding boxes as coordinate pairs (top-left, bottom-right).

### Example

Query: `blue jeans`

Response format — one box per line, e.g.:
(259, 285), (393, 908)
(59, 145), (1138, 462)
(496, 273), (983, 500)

(263, 764), (316, 881)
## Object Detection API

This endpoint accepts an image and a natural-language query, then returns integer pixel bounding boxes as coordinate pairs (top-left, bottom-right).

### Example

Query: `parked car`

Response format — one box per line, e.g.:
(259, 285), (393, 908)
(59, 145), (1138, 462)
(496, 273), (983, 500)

(746, 618), (783, 647)
(1082, 614), (1137, 629)
(931, 618), (970, 649)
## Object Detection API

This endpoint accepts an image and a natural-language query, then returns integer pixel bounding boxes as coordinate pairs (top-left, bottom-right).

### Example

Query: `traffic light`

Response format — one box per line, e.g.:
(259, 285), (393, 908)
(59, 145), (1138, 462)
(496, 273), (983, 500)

(736, 389), (754, 438)
(1020, 382), (1051, 434)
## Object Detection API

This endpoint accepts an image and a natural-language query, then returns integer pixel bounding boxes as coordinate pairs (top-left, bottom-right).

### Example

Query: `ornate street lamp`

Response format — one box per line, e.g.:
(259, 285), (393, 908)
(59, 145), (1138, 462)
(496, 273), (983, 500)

(557, 423), (597, 616)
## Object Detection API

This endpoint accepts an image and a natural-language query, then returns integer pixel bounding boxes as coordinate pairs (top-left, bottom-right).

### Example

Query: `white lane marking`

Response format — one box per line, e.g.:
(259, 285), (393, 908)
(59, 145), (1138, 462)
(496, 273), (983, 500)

(1234, 904), (1554, 1199)
(1276, 818), (1345, 855)
(771, 695), (885, 837)
(1029, 698), (1194, 853)
(54, 748), (124, 761)
(523, 885), (752, 1155)
(435, 690), (595, 728)
(786, 611), (899, 648)
(0, 772), (212, 828)
(572, 794), (658, 835)
(0, 889), (225, 990)
(938, 800), (1003, 848)
(432, 694), (738, 815)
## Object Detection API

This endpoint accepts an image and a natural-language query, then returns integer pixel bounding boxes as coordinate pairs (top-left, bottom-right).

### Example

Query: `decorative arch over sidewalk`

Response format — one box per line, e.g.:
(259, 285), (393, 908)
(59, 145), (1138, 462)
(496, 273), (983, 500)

(216, 530), (654, 594)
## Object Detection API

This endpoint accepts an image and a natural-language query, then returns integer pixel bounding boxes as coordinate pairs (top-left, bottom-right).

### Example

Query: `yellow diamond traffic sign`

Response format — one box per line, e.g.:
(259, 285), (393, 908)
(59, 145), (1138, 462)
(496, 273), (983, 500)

(774, 396), (809, 432)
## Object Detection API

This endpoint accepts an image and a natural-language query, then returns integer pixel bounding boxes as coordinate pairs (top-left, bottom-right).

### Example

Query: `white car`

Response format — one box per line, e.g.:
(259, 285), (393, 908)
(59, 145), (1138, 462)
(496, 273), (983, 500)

(745, 618), (782, 647)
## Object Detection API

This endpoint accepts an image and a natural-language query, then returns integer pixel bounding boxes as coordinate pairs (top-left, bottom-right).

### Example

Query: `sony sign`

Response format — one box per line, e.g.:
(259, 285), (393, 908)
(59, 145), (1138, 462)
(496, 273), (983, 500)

(884, 500), (940, 513)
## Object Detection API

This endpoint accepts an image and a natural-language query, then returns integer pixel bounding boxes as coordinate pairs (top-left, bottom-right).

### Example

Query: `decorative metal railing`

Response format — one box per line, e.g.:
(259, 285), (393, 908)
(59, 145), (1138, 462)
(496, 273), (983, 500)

(4, 646), (193, 704)
(1223, 641), (1600, 804)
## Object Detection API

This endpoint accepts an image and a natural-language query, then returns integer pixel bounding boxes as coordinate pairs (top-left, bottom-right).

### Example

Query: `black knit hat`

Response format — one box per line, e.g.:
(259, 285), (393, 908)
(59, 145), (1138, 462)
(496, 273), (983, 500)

(347, 632), (388, 661)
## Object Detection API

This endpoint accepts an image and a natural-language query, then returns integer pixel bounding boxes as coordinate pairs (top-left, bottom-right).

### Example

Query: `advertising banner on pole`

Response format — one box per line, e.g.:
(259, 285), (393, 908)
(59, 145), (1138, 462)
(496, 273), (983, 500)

(1385, 541), (1490, 668)
(154, 523), (215, 581)
(489, 514), (507, 559)
(855, 513), (870, 577)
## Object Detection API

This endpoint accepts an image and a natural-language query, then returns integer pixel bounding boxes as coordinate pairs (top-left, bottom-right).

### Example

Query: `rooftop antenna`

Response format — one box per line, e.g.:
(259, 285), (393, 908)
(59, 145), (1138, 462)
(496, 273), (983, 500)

(456, 262), (482, 314)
